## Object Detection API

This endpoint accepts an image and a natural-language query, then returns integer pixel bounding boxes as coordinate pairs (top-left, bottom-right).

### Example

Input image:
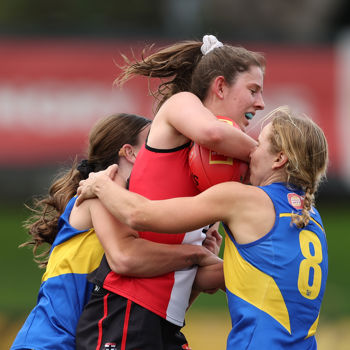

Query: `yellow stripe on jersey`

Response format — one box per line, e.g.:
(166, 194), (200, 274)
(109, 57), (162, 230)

(224, 236), (291, 334)
(279, 213), (324, 232)
(42, 228), (104, 282)
(305, 314), (319, 339)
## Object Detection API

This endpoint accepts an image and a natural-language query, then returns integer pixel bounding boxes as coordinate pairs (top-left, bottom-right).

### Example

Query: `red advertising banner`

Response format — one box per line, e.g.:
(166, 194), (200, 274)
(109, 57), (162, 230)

(0, 38), (155, 165)
(0, 39), (341, 176)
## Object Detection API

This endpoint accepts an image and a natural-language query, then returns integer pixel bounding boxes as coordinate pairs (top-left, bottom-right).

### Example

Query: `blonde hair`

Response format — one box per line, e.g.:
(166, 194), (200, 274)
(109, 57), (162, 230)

(268, 106), (328, 227)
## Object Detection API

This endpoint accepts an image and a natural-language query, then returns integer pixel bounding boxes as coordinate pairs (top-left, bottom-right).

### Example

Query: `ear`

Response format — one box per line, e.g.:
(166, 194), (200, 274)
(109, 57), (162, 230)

(272, 151), (288, 170)
(118, 144), (136, 163)
(212, 76), (226, 99)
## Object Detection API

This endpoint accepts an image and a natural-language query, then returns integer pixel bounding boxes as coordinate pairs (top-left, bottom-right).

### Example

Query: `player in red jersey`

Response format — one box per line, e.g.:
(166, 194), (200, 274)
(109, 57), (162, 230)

(76, 34), (265, 350)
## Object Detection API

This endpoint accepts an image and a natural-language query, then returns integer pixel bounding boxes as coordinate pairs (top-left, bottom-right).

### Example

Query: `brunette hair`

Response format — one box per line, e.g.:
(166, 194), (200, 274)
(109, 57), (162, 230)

(21, 113), (151, 268)
(115, 37), (265, 112)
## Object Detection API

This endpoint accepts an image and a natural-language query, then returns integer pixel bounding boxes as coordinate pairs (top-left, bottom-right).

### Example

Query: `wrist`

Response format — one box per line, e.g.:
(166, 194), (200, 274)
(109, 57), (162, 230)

(93, 174), (111, 198)
(191, 245), (210, 265)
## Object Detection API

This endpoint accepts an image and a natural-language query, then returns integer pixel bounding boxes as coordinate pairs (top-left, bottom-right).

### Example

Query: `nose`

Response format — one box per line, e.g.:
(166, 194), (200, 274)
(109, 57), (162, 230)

(255, 93), (265, 110)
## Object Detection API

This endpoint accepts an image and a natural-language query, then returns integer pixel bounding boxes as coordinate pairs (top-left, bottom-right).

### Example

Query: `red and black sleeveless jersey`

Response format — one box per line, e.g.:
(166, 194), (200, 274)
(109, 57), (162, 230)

(90, 141), (205, 326)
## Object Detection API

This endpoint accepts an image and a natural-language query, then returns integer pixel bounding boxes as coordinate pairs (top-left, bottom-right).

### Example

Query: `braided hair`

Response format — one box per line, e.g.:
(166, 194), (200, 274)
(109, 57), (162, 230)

(268, 106), (328, 228)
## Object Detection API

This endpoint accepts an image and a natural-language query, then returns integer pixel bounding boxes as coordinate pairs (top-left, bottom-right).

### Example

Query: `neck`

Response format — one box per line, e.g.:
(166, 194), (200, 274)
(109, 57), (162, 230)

(117, 159), (133, 183)
(203, 96), (223, 117)
(259, 171), (286, 187)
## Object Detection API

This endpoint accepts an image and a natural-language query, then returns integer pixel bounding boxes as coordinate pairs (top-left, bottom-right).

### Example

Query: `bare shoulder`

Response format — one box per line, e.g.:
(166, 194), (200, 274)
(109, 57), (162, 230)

(157, 92), (203, 119)
(233, 184), (274, 213)
(149, 92), (199, 147)
(204, 182), (264, 202)
(69, 197), (97, 230)
(240, 184), (271, 203)
(225, 184), (275, 244)
(164, 91), (201, 105)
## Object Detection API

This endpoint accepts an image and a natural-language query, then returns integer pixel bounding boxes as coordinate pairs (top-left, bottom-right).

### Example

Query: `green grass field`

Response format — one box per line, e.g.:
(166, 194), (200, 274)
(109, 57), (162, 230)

(1, 200), (349, 348)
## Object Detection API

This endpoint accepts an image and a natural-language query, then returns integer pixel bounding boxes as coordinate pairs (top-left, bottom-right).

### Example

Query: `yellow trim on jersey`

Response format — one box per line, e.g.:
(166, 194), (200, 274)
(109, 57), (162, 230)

(224, 236), (291, 334)
(305, 314), (319, 339)
(279, 213), (324, 232)
(42, 228), (104, 282)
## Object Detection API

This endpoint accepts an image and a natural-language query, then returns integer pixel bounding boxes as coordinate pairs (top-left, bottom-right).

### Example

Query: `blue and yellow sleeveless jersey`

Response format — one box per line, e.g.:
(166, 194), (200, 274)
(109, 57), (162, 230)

(223, 182), (328, 350)
(11, 196), (104, 350)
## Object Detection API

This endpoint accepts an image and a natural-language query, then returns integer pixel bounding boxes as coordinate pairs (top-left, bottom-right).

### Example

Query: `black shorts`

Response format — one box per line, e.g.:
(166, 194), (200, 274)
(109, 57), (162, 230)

(76, 285), (191, 350)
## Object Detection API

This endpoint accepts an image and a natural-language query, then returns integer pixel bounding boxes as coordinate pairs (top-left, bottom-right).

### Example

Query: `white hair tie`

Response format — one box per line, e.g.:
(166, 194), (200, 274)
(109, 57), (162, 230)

(201, 34), (223, 55)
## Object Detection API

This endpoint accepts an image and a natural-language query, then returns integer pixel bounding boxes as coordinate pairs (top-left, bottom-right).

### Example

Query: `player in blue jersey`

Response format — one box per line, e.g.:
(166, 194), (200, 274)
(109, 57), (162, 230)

(11, 113), (218, 350)
(77, 106), (329, 349)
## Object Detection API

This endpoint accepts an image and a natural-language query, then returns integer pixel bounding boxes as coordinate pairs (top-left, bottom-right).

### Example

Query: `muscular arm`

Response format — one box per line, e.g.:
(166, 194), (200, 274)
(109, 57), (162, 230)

(188, 259), (225, 307)
(193, 262), (225, 293)
(77, 165), (274, 245)
(154, 92), (257, 162)
(89, 198), (221, 277)
(86, 169), (239, 234)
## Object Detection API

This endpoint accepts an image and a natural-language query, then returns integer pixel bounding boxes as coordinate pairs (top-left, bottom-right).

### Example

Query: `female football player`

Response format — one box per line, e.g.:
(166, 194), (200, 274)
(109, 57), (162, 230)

(11, 113), (219, 350)
(76, 34), (265, 350)
(78, 107), (328, 349)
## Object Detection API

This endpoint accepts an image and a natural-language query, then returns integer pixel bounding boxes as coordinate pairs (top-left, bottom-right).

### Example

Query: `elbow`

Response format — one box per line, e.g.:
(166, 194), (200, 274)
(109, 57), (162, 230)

(124, 207), (149, 231)
(108, 253), (135, 275)
(198, 124), (225, 149)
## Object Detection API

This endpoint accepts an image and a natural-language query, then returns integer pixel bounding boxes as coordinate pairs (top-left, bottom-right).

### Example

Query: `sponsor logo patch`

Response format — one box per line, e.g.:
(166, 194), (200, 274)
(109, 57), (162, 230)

(287, 193), (304, 210)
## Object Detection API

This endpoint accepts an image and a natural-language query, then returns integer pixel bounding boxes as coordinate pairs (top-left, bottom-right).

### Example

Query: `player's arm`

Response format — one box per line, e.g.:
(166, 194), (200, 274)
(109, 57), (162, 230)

(89, 198), (221, 277)
(160, 92), (257, 162)
(202, 222), (223, 256)
(85, 167), (242, 234)
(193, 261), (225, 292)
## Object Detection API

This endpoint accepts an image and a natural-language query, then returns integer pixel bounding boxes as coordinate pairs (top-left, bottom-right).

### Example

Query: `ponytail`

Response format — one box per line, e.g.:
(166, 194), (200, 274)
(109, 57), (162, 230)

(21, 113), (151, 268)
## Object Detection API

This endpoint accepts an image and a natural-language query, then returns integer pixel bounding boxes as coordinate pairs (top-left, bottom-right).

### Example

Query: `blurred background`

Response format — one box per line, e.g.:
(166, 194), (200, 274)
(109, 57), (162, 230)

(1, 1), (350, 349)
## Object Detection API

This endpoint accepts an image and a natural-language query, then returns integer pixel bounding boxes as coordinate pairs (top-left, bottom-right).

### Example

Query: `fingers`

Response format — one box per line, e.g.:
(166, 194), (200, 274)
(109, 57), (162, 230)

(76, 167), (117, 207)
(106, 164), (118, 179)
(76, 193), (83, 206)
(202, 235), (217, 254)
(203, 225), (223, 256)
(76, 184), (82, 196)
(206, 223), (223, 244)
(210, 229), (223, 245)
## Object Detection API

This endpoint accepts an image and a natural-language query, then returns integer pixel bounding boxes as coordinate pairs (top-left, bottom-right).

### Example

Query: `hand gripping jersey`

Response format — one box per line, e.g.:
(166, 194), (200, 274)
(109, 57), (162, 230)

(11, 197), (104, 350)
(98, 141), (205, 326)
(222, 183), (328, 350)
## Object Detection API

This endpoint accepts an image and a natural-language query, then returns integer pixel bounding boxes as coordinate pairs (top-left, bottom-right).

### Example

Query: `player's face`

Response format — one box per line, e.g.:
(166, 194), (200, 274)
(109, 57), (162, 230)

(222, 65), (264, 131)
(249, 122), (276, 186)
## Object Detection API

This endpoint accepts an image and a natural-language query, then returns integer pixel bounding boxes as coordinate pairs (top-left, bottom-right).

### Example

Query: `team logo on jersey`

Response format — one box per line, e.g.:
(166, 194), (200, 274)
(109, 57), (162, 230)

(104, 342), (117, 350)
(287, 193), (304, 210)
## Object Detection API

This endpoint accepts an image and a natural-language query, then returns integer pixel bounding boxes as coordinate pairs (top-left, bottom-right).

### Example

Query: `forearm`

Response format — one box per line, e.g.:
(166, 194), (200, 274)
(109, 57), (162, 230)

(92, 175), (217, 233)
(167, 93), (256, 162)
(91, 198), (218, 278)
(205, 125), (257, 163)
(89, 168), (236, 235)
(192, 261), (225, 292)
(92, 175), (147, 229)
(188, 260), (225, 308)
(107, 240), (218, 277)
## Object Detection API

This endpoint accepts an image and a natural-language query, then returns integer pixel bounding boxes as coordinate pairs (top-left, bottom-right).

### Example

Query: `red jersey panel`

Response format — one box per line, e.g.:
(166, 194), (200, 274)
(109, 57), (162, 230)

(103, 141), (205, 326)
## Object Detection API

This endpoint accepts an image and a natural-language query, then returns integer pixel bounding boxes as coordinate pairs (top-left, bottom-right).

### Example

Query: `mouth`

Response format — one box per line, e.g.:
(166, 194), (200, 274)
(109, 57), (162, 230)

(245, 112), (254, 120)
